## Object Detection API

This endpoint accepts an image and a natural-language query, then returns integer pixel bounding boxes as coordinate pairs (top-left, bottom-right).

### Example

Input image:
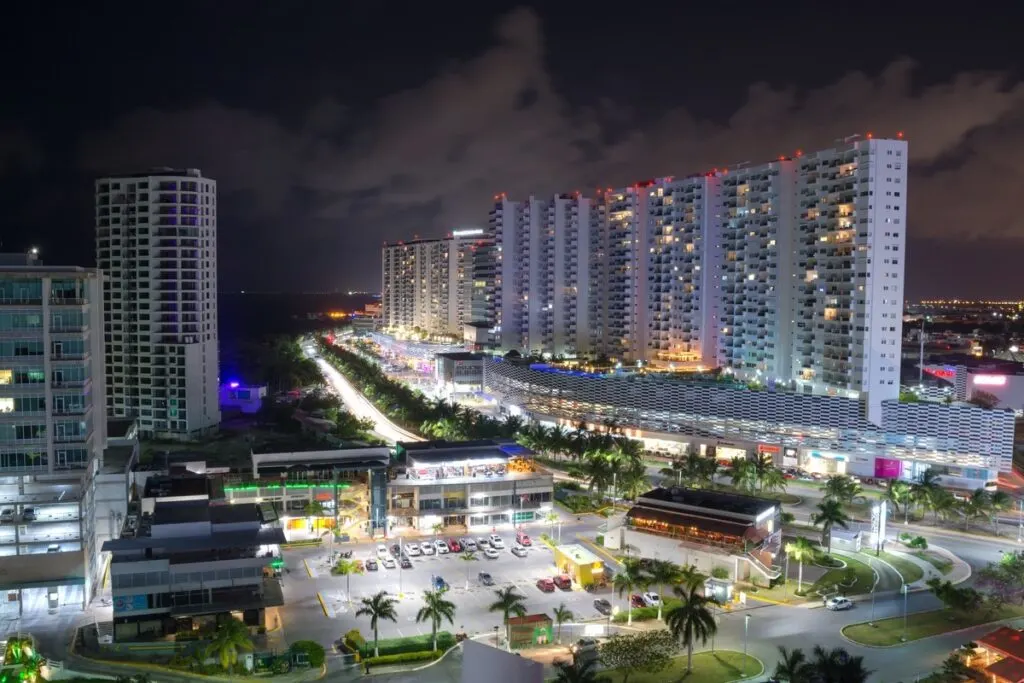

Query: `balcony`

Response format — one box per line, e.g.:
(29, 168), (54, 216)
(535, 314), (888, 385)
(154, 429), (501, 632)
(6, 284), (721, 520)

(0, 298), (42, 306)
(49, 298), (87, 306)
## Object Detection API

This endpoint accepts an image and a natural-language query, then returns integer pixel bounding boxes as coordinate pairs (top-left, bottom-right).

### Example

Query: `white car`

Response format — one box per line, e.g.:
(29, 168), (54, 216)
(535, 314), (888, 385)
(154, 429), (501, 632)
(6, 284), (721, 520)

(642, 592), (661, 607)
(483, 547), (499, 559)
(462, 538), (478, 551)
(381, 557), (397, 569)
(510, 545), (528, 558)
(405, 544), (421, 557)
(434, 539), (450, 554)
(420, 541), (435, 555)
(376, 544), (389, 558)
(489, 534), (505, 549)
(476, 537), (490, 548)
(825, 596), (853, 611)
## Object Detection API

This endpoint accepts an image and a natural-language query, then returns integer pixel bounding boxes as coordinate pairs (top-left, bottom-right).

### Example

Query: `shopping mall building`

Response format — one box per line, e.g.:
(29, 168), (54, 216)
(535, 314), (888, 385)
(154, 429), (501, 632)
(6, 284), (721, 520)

(483, 357), (1014, 490)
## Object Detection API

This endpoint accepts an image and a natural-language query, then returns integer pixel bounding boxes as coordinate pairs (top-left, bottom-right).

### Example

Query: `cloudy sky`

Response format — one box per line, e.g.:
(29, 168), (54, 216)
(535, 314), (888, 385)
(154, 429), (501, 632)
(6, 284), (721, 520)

(2, 2), (1023, 298)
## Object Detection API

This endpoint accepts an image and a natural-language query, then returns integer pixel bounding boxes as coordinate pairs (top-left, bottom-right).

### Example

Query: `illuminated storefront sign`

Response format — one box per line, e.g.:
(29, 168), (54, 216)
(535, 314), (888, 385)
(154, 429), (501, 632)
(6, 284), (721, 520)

(973, 374), (1007, 386)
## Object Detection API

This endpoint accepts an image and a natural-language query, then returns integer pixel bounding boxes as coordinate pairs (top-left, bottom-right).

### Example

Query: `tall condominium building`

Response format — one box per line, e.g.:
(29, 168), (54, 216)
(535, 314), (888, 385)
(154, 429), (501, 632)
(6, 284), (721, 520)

(491, 195), (592, 355)
(487, 136), (908, 423)
(95, 169), (220, 440)
(381, 230), (493, 337)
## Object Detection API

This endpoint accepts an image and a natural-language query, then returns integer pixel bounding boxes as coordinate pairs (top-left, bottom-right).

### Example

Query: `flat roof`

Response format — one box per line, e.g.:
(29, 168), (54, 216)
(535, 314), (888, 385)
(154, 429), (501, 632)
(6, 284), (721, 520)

(145, 475), (209, 499)
(638, 487), (777, 517)
(154, 499), (209, 524)
(103, 526), (285, 553)
(980, 627), (1024, 660)
(107, 418), (137, 439)
(436, 352), (486, 361)
(0, 551), (86, 591)
(101, 444), (136, 474)
(626, 505), (755, 539)
(555, 544), (601, 565)
(209, 503), (262, 525)
(252, 447), (391, 470)
(398, 440), (533, 465)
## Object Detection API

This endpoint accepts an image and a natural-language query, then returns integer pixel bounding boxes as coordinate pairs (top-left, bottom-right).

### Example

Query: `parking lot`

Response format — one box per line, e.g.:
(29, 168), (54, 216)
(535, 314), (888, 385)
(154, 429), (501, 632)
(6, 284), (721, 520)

(278, 533), (620, 646)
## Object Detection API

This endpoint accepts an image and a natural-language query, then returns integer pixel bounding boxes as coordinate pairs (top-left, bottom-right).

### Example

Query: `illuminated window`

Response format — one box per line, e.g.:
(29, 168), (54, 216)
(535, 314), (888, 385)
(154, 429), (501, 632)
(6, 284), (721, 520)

(0, 398), (11, 413)
(0, 369), (10, 385)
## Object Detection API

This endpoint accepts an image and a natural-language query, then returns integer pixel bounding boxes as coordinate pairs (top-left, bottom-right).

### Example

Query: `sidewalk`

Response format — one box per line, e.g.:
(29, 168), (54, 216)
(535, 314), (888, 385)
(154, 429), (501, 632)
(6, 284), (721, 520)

(883, 543), (972, 587)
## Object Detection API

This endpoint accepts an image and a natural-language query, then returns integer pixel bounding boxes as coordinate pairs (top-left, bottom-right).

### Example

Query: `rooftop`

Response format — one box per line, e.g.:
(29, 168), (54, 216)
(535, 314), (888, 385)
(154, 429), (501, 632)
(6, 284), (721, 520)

(103, 526), (285, 554)
(144, 475), (210, 499)
(436, 352), (486, 361)
(154, 499), (210, 524)
(107, 418), (138, 439)
(397, 440), (533, 465)
(554, 544), (601, 566)
(638, 487), (777, 517)
(252, 447), (391, 471)
(980, 627), (1024, 660)
(101, 444), (137, 475)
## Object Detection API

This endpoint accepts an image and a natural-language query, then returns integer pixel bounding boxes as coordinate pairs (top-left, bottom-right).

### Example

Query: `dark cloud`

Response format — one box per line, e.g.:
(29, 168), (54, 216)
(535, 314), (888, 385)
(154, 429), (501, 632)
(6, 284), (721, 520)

(0, 129), (42, 176)
(73, 7), (1024, 294)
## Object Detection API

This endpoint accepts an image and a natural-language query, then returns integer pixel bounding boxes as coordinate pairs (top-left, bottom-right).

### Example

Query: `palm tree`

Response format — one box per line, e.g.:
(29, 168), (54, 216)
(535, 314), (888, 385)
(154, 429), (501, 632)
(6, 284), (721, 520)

(912, 469), (942, 519)
(303, 499), (325, 532)
(552, 656), (602, 683)
(729, 457), (752, 492)
(615, 460), (649, 501)
(355, 590), (399, 657)
(415, 589), (456, 652)
(552, 603), (574, 644)
(811, 499), (850, 555)
(927, 488), (957, 523)
(646, 560), (683, 621)
(333, 558), (364, 605)
(488, 586), (528, 651)
(460, 550), (478, 589)
(431, 521), (444, 538)
(205, 618), (254, 671)
(989, 490), (1013, 532)
(773, 646), (809, 683)
(612, 560), (646, 625)
(784, 536), (816, 594)
(760, 466), (787, 495)
(809, 645), (871, 683)
(883, 480), (912, 523)
(822, 475), (861, 504)
(677, 564), (707, 590)
(665, 583), (719, 672)
(660, 457), (687, 487)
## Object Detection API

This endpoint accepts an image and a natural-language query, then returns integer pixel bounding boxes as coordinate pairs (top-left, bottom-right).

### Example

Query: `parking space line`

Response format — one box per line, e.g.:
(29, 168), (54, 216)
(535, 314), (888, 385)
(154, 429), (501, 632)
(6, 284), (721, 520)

(316, 592), (335, 618)
(304, 559), (317, 578)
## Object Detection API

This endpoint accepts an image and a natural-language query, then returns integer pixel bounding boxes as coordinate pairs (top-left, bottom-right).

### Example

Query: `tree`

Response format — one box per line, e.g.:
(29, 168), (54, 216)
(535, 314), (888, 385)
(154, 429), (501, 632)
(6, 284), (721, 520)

(459, 550), (478, 589)
(968, 390), (1000, 409)
(773, 646), (809, 683)
(612, 560), (647, 625)
(811, 499), (850, 555)
(431, 522), (444, 537)
(598, 630), (675, 683)
(205, 618), (254, 671)
(415, 589), (456, 652)
(646, 560), (683, 621)
(615, 459), (650, 501)
(785, 536), (816, 594)
(939, 652), (971, 682)
(552, 603), (574, 644)
(808, 645), (871, 683)
(977, 550), (1024, 605)
(289, 640), (326, 668)
(552, 656), (602, 683)
(988, 490), (1013, 532)
(665, 583), (719, 672)
(303, 499), (325, 531)
(822, 475), (861, 505)
(332, 558), (364, 605)
(488, 586), (527, 651)
(883, 480), (912, 523)
(355, 591), (399, 657)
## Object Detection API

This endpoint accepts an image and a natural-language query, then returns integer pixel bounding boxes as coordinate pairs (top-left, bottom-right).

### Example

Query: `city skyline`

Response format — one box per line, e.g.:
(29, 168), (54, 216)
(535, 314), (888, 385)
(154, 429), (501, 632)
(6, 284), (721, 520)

(0, 4), (1022, 297)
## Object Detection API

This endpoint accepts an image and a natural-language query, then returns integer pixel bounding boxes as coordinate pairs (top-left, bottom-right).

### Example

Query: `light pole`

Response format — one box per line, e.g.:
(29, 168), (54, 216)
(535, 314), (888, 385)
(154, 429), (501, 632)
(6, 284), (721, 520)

(743, 614), (750, 674)
(901, 584), (909, 642)
(398, 537), (403, 597)
(1017, 497), (1023, 544)
(868, 556), (876, 626)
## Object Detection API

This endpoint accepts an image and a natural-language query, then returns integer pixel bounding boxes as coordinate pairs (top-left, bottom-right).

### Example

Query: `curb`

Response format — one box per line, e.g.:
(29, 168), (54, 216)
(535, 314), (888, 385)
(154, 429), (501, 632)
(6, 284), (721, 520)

(839, 613), (1024, 650)
(365, 640), (464, 677)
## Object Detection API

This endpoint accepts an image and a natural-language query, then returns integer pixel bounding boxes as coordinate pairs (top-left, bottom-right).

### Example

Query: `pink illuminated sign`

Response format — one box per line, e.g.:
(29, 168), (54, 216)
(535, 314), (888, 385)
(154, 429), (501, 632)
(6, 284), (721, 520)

(973, 375), (1007, 386)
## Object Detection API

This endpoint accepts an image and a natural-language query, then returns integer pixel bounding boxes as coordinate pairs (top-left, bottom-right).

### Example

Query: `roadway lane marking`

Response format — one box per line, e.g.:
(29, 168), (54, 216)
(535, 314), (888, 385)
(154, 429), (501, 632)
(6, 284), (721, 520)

(316, 592), (335, 618)
(304, 559), (317, 578)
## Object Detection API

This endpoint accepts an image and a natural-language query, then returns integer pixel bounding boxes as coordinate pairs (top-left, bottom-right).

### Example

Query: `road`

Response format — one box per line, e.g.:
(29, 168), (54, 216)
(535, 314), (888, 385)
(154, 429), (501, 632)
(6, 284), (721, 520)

(302, 340), (422, 445)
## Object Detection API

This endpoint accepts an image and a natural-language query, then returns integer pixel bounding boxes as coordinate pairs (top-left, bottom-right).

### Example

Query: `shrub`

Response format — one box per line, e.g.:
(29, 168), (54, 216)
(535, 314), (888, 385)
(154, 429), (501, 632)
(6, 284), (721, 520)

(290, 640), (326, 668)
(595, 534), (605, 546)
(908, 536), (928, 549)
(343, 629), (366, 654)
(364, 651), (440, 666)
(710, 566), (730, 580)
(359, 632), (455, 658)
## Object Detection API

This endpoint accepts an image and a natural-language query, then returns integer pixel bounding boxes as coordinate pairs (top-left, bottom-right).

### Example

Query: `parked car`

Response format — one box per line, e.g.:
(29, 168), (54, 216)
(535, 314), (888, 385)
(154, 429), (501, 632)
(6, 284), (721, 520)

(536, 578), (556, 593)
(447, 538), (462, 553)
(511, 545), (528, 558)
(47, 544), (60, 553)
(365, 559), (379, 571)
(516, 532), (532, 547)
(400, 557), (413, 569)
(390, 544), (401, 557)
(483, 547), (499, 559)
(825, 596), (853, 611)
(462, 538), (478, 551)
(421, 541), (435, 555)
(21, 507), (35, 522)
(434, 539), (450, 554)
(406, 543), (422, 556)
(572, 638), (600, 663)
(476, 537), (490, 548)
(630, 594), (645, 608)
(376, 544), (389, 558)
(489, 534), (505, 549)
(642, 592), (661, 607)
(433, 575), (449, 591)
(478, 572), (494, 586)
(593, 599), (612, 615)
(553, 575), (572, 590)
(0, 509), (12, 523)
(381, 557), (397, 570)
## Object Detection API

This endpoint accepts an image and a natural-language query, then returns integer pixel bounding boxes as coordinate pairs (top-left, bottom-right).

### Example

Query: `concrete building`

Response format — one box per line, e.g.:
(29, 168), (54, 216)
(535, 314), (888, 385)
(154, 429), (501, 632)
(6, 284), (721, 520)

(103, 472), (285, 641)
(389, 440), (553, 531)
(219, 382), (267, 414)
(605, 487), (781, 581)
(95, 168), (221, 440)
(434, 352), (486, 396)
(381, 230), (492, 338)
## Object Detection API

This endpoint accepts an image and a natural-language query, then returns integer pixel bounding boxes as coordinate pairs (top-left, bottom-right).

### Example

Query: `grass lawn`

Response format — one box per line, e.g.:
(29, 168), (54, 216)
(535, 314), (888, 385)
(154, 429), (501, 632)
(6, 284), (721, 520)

(842, 606), (1024, 646)
(140, 428), (327, 467)
(714, 485), (802, 506)
(871, 551), (925, 584)
(913, 550), (954, 575)
(597, 650), (762, 683)
(742, 551), (877, 605)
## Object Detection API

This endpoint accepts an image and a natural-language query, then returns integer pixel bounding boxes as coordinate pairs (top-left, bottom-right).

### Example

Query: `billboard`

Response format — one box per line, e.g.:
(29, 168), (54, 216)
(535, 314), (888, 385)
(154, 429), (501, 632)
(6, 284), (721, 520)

(874, 458), (903, 479)
(113, 594), (148, 612)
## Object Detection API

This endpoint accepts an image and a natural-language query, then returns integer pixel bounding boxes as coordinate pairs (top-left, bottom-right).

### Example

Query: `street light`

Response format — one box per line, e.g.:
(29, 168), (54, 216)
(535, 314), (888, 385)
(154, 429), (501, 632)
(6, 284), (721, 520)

(743, 614), (751, 674)
(901, 584), (909, 642)
(868, 556), (876, 626)
(1017, 497), (1023, 544)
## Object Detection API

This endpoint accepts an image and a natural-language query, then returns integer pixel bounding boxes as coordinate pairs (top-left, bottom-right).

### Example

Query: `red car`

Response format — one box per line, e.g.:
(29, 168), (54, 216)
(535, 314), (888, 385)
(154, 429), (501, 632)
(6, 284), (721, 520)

(447, 538), (463, 553)
(536, 578), (556, 592)
(553, 574), (572, 590)
(630, 594), (645, 608)
(516, 532), (532, 547)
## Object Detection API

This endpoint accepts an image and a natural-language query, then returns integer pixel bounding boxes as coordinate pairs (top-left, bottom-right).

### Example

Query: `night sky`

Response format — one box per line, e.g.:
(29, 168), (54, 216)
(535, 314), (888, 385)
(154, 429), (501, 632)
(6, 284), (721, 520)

(2, 2), (1022, 299)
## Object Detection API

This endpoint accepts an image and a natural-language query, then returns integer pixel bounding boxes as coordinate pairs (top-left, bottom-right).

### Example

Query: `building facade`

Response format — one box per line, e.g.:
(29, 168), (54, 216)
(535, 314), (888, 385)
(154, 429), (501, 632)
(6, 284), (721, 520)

(482, 137), (907, 422)
(95, 169), (221, 440)
(381, 230), (493, 337)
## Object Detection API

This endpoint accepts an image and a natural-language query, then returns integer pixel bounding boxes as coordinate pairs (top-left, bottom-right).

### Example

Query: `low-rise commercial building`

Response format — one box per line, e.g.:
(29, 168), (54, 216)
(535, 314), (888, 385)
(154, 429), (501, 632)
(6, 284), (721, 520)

(552, 544), (605, 587)
(103, 472), (285, 641)
(435, 352), (486, 396)
(606, 487), (781, 582)
(390, 440), (553, 531)
(219, 382), (267, 414)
